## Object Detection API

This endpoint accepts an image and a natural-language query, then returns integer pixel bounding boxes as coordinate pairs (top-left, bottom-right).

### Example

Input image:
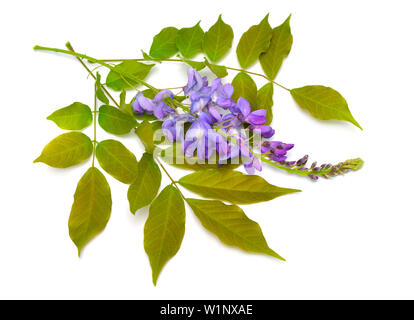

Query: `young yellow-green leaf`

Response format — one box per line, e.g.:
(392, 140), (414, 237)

(98, 105), (137, 135)
(186, 198), (284, 260)
(231, 72), (257, 107)
(106, 61), (154, 91)
(119, 89), (134, 116)
(290, 85), (362, 129)
(236, 14), (272, 69)
(68, 167), (112, 256)
(150, 27), (179, 59)
(144, 185), (185, 285)
(184, 59), (206, 71)
(95, 73), (109, 104)
(141, 50), (159, 62)
(127, 153), (161, 214)
(179, 169), (300, 204)
(95, 140), (138, 184)
(135, 120), (155, 153)
(47, 102), (92, 130)
(257, 82), (274, 124)
(176, 22), (204, 58)
(204, 59), (228, 78)
(161, 143), (240, 171)
(34, 132), (93, 168)
(259, 15), (293, 80)
(203, 15), (234, 62)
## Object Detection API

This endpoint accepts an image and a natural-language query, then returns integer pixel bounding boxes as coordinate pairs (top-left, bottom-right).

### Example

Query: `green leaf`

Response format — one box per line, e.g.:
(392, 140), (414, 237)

(176, 22), (204, 58)
(236, 14), (272, 69)
(34, 132), (93, 168)
(290, 85), (362, 129)
(203, 15), (234, 62)
(119, 89), (132, 116)
(204, 59), (228, 78)
(135, 120), (156, 153)
(231, 72), (257, 107)
(150, 27), (179, 59)
(184, 59), (205, 71)
(128, 153), (162, 214)
(95, 73), (109, 104)
(68, 167), (112, 256)
(105, 61), (154, 91)
(144, 185), (185, 285)
(257, 82), (274, 124)
(186, 198), (284, 260)
(259, 15), (293, 79)
(47, 102), (92, 130)
(95, 139), (138, 184)
(98, 105), (137, 135)
(160, 143), (240, 171)
(179, 169), (300, 204)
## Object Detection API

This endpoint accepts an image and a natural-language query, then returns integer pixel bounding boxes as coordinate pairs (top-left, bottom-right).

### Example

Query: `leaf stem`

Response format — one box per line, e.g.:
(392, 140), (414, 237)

(154, 156), (185, 199)
(92, 82), (97, 167)
(33, 44), (156, 93)
(65, 43), (121, 108)
(98, 57), (291, 91)
(34, 44), (190, 112)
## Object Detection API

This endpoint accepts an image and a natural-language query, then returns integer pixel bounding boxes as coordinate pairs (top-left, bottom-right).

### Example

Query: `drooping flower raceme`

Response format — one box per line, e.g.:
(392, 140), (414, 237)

(132, 67), (296, 174)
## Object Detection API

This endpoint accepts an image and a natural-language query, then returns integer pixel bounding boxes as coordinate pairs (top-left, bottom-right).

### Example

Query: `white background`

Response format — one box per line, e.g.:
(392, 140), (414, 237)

(1, 0), (413, 299)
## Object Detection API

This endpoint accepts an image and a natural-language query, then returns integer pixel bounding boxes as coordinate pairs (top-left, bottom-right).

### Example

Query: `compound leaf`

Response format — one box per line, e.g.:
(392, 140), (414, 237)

(106, 61), (154, 91)
(34, 132), (93, 168)
(203, 15), (234, 62)
(187, 198), (284, 260)
(231, 72), (257, 107)
(47, 102), (92, 130)
(259, 15), (293, 79)
(149, 27), (179, 59)
(127, 153), (161, 214)
(257, 82), (274, 124)
(179, 169), (300, 204)
(68, 167), (112, 256)
(176, 22), (204, 58)
(236, 14), (272, 69)
(95, 139), (138, 184)
(98, 105), (137, 135)
(144, 185), (185, 285)
(204, 59), (228, 78)
(290, 85), (362, 129)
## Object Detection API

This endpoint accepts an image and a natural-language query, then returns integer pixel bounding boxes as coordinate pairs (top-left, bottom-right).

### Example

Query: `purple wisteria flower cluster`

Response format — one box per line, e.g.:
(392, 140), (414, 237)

(132, 67), (294, 174)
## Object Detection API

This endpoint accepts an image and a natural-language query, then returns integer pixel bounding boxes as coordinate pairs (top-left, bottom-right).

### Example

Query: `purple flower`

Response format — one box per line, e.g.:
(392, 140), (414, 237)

(154, 89), (174, 102)
(249, 125), (275, 138)
(215, 83), (235, 109)
(243, 156), (262, 174)
(261, 141), (294, 162)
(132, 92), (155, 114)
(206, 103), (222, 122)
(231, 98), (267, 126)
(190, 91), (212, 114)
(184, 68), (206, 95)
(225, 130), (252, 160)
(162, 114), (195, 142)
(153, 101), (175, 119)
(184, 119), (216, 160)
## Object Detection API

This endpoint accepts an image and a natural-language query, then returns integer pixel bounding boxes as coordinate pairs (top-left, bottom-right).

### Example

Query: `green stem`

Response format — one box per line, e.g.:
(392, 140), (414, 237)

(65, 42), (120, 108)
(34, 44), (157, 92)
(92, 82), (97, 167)
(98, 57), (291, 91)
(154, 156), (185, 199)
(34, 44), (191, 112)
